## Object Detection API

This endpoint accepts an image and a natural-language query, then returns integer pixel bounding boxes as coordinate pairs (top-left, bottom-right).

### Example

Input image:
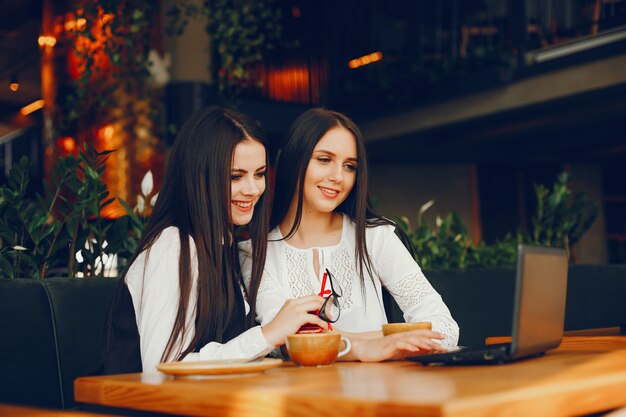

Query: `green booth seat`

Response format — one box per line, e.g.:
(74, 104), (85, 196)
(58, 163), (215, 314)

(2, 265), (625, 409)
(384, 265), (626, 347)
(0, 277), (119, 409)
(0, 279), (62, 408)
(565, 265), (626, 332)
(44, 278), (119, 409)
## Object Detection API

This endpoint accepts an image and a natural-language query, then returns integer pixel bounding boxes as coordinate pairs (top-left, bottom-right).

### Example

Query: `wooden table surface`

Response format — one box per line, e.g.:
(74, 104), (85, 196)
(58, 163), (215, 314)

(485, 335), (626, 351)
(75, 349), (626, 417)
(0, 404), (119, 417)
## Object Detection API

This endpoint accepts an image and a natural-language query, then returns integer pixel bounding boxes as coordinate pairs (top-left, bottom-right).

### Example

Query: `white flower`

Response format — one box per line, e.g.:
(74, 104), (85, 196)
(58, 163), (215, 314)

(136, 195), (145, 213)
(436, 215), (443, 228)
(147, 49), (171, 87)
(419, 199), (435, 215)
(150, 192), (159, 207)
(141, 171), (153, 197)
(13, 245), (27, 251)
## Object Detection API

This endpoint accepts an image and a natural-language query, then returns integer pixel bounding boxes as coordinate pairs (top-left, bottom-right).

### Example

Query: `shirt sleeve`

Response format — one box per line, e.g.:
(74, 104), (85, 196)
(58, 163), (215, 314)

(127, 230), (275, 372)
(184, 325), (274, 362)
(372, 225), (460, 347)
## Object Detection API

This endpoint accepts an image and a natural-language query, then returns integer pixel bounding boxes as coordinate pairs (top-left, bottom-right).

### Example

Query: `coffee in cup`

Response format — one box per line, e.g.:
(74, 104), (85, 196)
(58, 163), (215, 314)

(296, 312), (325, 334)
(382, 322), (432, 336)
(286, 333), (351, 366)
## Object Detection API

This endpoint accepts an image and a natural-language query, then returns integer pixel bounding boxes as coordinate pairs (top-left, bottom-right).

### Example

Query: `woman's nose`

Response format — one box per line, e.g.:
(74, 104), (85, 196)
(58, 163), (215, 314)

(241, 177), (261, 196)
(328, 163), (344, 183)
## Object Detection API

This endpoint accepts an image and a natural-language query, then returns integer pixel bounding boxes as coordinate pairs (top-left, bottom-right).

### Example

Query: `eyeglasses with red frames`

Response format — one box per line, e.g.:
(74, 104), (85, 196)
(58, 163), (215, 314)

(318, 268), (343, 323)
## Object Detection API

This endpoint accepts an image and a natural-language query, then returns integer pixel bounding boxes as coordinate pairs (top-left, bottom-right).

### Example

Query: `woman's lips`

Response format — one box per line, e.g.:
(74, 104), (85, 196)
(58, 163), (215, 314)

(319, 186), (339, 198)
(232, 200), (253, 212)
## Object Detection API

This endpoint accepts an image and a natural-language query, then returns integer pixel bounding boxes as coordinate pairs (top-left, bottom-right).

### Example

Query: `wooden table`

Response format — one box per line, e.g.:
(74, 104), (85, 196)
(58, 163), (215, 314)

(0, 404), (118, 417)
(486, 328), (626, 351)
(486, 335), (626, 351)
(75, 350), (626, 417)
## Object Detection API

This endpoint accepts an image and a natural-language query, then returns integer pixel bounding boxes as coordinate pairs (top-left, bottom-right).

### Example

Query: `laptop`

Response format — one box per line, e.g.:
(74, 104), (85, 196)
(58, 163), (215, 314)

(407, 244), (569, 365)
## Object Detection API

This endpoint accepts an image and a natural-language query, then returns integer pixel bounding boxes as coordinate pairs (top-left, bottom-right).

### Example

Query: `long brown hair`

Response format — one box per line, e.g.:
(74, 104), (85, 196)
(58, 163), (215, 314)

(128, 106), (269, 362)
(271, 108), (409, 285)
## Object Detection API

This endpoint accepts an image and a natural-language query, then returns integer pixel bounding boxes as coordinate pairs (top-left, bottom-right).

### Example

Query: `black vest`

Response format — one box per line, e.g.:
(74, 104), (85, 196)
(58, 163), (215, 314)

(101, 277), (248, 374)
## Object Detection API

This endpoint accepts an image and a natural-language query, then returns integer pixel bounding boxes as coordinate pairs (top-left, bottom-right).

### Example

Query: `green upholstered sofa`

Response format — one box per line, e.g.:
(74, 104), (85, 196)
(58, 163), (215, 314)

(0, 278), (118, 409)
(1, 265), (625, 409)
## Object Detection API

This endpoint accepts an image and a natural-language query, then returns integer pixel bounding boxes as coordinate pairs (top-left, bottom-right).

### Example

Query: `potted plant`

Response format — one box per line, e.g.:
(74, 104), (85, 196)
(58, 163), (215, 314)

(388, 172), (625, 346)
(0, 145), (142, 278)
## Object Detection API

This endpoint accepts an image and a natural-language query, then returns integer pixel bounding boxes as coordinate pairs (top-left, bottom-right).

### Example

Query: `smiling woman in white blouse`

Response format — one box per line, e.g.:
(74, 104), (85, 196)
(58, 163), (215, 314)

(101, 106), (328, 373)
(241, 108), (459, 360)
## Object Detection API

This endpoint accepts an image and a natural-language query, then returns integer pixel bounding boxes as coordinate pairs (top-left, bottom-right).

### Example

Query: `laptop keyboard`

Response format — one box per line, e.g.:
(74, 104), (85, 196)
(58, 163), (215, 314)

(407, 343), (511, 365)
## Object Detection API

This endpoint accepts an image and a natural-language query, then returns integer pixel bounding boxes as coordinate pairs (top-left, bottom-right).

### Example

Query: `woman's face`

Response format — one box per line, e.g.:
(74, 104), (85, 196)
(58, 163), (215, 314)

(301, 127), (358, 215)
(230, 139), (267, 226)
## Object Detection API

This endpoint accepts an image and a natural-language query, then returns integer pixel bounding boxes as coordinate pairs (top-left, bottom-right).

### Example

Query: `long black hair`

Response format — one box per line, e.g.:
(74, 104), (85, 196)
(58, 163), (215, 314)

(128, 106), (269, 362)
(271, 107), (414, 284)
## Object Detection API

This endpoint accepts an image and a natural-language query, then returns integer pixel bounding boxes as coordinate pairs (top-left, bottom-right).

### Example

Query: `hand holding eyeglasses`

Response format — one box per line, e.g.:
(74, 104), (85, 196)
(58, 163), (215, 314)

(297, 269), (343, 333)
(262, 269), (345, 345)
(261, 295), (328, 346)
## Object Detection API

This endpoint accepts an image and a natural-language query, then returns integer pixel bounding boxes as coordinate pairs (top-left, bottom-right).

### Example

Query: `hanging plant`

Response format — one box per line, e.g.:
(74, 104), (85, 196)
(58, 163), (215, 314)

(166, 0), (283, 98)
(61, 1), (161, 128)
(52, 1), (165, 214)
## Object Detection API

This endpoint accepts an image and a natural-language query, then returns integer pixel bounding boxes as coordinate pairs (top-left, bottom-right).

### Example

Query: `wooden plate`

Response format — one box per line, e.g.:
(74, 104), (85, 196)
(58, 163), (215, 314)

(157, 358), (283, 376)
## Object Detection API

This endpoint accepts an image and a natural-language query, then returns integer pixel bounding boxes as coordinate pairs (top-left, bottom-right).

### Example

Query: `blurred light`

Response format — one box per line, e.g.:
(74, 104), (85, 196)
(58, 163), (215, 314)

(20, 99), (45, 115)
(38, 35), (57, 47)
(65, 17), (87, 31)
(98, 124), (115, 147)
(267, 66), (311, 103)
(10, 73), (19, 91)
(532, 28), (626, 64)
(291, 6), (302, 18)
(348, 51), (383, 69)
(101, 13), (114, 24)
(57, 136), (77, 154)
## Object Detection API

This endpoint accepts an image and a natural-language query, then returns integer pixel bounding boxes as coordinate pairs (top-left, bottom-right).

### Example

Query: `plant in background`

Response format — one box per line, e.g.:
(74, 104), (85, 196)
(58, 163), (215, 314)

(0, 157), (64, 278)
(395, 172), (599, 269)
(67, 146), (131, 277)
(465, 235), (520, 268)
(395, 200), (474, 269)
(166, 0), (283, 98)
(529, 172), (599, 258)
(55, 1), (164, 213)
(118, 170), (158, 258)
(0, 145), (146, 279)
(62, 1), (161, 129)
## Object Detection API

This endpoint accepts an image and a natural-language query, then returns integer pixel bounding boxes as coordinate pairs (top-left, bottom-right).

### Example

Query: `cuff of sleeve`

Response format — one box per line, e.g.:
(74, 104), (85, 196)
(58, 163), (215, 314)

(248, 325), (276, 357)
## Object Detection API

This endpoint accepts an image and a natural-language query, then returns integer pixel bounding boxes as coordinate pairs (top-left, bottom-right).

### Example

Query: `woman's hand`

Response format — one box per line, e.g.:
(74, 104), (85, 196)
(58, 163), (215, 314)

(261, 295), (327, 346)
(347, 330), (447, 362)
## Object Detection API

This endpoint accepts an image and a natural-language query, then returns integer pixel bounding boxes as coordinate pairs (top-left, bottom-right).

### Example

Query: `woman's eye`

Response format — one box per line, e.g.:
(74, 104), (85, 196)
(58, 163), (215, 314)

(344, 164), (358, 172)
(231, 174), (242, 181)
(255, 171), (267, 178)
(317, 157), (331, 164)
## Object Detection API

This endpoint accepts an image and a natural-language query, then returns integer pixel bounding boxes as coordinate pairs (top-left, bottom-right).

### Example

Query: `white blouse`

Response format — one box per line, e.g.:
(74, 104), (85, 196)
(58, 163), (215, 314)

(125, 227), (275, 372)
(240, 215), (459, 348)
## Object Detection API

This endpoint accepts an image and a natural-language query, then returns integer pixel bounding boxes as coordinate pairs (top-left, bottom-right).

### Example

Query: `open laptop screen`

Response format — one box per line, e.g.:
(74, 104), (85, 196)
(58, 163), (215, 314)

(512, 245), (569, 359)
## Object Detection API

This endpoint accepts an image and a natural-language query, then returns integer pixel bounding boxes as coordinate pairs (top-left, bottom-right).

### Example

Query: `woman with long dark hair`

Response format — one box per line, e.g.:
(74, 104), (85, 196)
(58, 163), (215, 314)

(243, 108), (458, 360)
(103, 106), (327, 373)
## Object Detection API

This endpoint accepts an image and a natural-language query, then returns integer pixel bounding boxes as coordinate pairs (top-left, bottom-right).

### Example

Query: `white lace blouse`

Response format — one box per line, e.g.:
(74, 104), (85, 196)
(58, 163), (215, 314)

(240, 215), (459, 347)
